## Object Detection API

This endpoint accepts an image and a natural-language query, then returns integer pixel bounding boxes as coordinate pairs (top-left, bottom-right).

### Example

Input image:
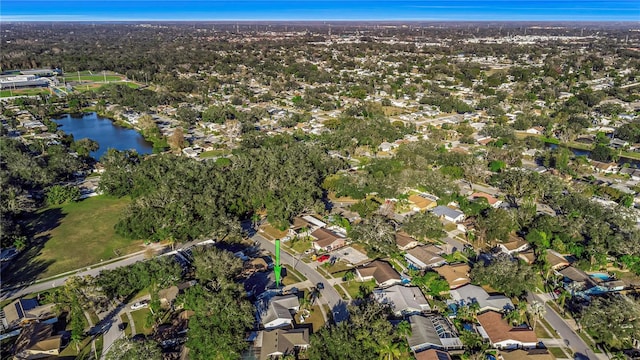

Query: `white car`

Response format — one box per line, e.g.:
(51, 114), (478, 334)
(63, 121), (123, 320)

(130, 301), (149, 310)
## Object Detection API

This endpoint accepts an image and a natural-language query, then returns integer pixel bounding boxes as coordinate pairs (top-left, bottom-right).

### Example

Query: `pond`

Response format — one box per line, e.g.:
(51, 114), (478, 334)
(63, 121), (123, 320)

(53, 112), (153, 160)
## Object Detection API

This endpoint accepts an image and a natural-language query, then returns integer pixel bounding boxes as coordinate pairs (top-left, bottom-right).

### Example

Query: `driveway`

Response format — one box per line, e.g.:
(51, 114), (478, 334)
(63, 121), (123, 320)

(253, 233), (349, 323)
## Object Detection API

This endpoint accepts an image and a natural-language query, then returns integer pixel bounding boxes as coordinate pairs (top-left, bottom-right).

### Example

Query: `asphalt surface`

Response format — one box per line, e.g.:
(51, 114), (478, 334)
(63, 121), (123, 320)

(1, 250), (159, 302)
(528, 292), (600, 360)
(253, 233), (349, 323)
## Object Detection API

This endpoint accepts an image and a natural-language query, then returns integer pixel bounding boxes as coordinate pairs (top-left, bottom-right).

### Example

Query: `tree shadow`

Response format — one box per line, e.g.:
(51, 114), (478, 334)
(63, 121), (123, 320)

(2, 207), (66, 286)
(331, 300), (350, 324)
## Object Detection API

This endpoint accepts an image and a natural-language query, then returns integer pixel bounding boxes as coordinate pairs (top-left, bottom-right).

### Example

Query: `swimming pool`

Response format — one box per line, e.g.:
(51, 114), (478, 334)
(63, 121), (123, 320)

(589, 273), (611, 281)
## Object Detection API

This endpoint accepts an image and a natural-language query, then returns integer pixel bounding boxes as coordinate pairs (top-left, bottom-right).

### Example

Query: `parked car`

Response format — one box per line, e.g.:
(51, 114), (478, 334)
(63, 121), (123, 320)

(317, 254), (330, 263)
(130, 301), (149, 310)
(316, 282), (325, 290)
(118, 322), (127, 331)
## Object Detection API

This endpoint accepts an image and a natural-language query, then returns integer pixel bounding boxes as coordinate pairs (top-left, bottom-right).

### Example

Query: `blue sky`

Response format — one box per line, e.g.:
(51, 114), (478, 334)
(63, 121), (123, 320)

(2, 1), (639, 22)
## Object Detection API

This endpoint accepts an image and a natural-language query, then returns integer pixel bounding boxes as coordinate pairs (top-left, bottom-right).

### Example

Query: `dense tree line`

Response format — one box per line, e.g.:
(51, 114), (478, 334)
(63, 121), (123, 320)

(99, 137), (345, 242)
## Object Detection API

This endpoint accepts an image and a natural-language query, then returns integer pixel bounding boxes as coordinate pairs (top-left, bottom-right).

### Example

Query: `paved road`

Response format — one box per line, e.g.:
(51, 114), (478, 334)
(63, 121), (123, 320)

(253, 233), (349, 323)
(528, 293), (601, 360)
(1, 244), (167, 301)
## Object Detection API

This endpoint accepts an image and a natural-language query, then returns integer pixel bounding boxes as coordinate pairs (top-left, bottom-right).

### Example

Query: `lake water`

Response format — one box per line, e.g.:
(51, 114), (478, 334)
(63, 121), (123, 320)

(53, 112), (153, 160)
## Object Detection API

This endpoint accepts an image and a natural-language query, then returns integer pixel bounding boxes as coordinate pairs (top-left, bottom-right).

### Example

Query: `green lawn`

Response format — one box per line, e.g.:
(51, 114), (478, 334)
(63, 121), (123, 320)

(4, 195), (141, 284)
(199, 149), (230, 158)
(333, 284), (349, 300)
(294, 305), (325, 333)
(0, 88), (50, 97)
(344, 280), (376, 299)
(130, 308), (154, 335)
(62, 74), (123, 82)
(289, 238), (313, 254)
(547, 347), (569, 358)
(534, 322), (552, 338)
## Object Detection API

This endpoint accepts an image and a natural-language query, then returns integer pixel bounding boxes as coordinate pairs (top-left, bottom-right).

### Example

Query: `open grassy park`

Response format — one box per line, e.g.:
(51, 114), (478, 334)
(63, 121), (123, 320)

(4, 195), (144, 284)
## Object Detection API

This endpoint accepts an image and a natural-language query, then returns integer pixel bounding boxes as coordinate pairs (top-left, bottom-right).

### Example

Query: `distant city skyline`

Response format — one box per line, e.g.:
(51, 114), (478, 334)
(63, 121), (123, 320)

(2, 0), (640, 22)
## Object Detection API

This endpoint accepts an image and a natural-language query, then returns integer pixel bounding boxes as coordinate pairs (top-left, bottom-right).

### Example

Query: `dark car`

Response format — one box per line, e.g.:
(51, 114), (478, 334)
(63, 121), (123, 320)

(316, 282), (325, 290)
(118, 322), (127, 331)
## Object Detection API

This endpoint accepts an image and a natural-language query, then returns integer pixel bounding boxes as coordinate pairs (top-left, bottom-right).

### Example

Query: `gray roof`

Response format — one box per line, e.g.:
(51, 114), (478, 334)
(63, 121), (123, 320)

(449, 284), (513, 313)
(260, 295), (299, 327)
(432, 206), (464, 220)
(260, 328), (309, 360)
(408, 314), (463, 351)
(373, 285), (431, 315)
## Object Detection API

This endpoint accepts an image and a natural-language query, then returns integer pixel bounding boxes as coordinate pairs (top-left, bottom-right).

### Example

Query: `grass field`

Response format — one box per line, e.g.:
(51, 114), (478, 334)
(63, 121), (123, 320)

(0, 88), (50, 97)
(62, 74), (123, 82)
(4, 195), (142, 284)
(344, 279), (376, 299)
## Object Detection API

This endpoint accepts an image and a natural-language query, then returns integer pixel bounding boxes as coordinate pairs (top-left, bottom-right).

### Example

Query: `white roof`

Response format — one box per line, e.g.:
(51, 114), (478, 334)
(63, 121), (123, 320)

(449, 284), (513, 313)
(302, 215), (326, 228)
(373, 285), (430, 314)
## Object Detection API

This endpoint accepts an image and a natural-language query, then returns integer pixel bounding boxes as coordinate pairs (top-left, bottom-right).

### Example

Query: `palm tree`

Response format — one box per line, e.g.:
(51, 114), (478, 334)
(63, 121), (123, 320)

(378, 341), (402, 360)
(343, 270), (355, 283)
(527, 301), (546, 330)
(396, 320), (412, 339)
(556, 290), (570, 314)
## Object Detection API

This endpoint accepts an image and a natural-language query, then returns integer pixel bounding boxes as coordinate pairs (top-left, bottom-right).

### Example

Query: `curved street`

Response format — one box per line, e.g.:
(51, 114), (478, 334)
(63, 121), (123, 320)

(252, 233), (349, 323)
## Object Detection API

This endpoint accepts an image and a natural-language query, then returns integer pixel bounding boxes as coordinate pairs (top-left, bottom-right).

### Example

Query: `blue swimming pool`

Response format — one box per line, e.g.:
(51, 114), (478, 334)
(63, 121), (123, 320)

(590, 273), (611, 281)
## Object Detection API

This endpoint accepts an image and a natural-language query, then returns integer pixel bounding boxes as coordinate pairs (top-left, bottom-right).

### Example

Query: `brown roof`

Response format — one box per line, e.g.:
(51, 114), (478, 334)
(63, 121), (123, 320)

(435, 263), (470, 289)
(407, 246), (446, 266)
(311, 228), (344, 248)
(395, 232), (418, 248)
(13, 322), (62, 356)
(415, 349), (453, 360)
(470, 192), (499, 205)
(357, 260), (401, 284)
(408, 194), (436, 210)
(502, 236), (529, 251)
(477, 311), (537, 344)
(291, 217), (312, 230)
(518, 251), (536, 264)
(260, 328), (309, 360)
(545, 249), (570, 269)
(500, 349), (554, 360)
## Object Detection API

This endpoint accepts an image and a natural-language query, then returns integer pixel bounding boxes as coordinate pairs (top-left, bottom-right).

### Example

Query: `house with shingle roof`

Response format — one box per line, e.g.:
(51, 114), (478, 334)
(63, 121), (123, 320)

(407, 314), (464, 353)
(258, 328), (309, 360)
(355, 260), (402, 288)
(405, 246), (447, 270)
(435, 263), (471, 289)
(373, 285), (431, 316)
(449, 284), (514, 314)
(395, 232), (420, 251)
(260, 295), (300, 330)
(476, 311), (538, 350)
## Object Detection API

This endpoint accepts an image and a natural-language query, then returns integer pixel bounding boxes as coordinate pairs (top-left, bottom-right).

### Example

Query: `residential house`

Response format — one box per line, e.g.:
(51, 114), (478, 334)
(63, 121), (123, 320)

(469, 192), (502, 208)
(432, 206), (465, 223)
(159, 287), (180, 310)
(405, 246), (447, 270)
(407, 314), (464, 353)
(435, 263), (471, 289)
(258, 328), (309, 360)
(591, 161), (618, 174)
(545, 250), (570, 270)
(609, 138), (629, 149)
(517, 251), (536, 265)
(476, 311), (538, 350)
(355, 260), (402, 288)
(395, 232), (420, 251)
(260, 295), (300, 330)
(449, 284), (514, 314)
(500, 349), (554, 360)
(310, 228), (346, 252)
(289, 217), (314, 239)
(13, 322), (62, 360)
(301, 215), (327, 229)
(1, 299), (56, 331)
(558, 266), (592, 290)
(525, 126), (544, 135)
(373, 285), (431, 316)
(497, 236), (530, 255)
(408, 194), (438, 212)
(441, 237), (465, 255)
(414, 349), (453, 360)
